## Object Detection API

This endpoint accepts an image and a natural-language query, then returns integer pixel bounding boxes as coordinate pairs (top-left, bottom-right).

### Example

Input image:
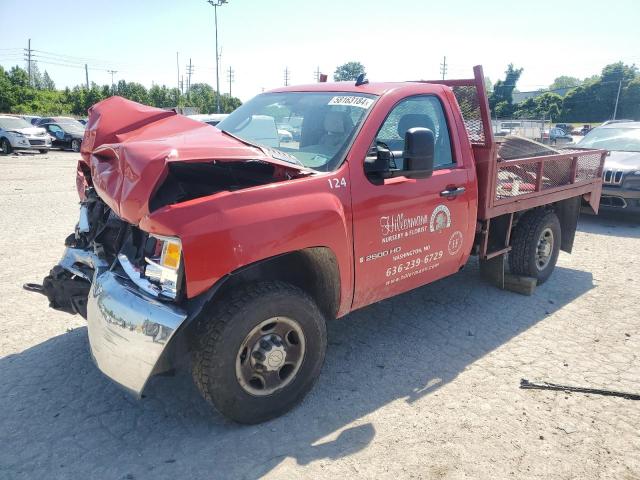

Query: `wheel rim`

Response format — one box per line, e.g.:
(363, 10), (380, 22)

(235, 316), (306, 396)
(536, 227), (554, 271)
(72, 140), (80, 151)
(1, 141), (7, 153)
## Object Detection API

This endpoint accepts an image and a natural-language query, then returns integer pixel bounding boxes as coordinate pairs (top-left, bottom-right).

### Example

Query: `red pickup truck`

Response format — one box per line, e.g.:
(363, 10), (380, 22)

(33, 66), (605, 424)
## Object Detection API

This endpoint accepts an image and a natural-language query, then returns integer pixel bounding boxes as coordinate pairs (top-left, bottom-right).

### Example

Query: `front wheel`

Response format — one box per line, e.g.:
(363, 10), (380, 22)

(509, 209), (561, 284)
(192, 281), (327, 424)
(71, 139), (81, 152)
(0, 138), (12, 155)
(39, 149), (49, 154)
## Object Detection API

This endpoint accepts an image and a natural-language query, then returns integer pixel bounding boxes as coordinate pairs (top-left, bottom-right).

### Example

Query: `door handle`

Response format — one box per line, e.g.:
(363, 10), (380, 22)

(440, 186), (466, 198)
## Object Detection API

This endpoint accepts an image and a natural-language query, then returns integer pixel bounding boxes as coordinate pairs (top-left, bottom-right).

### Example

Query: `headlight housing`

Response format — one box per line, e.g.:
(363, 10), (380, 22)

(143, 234), (183, 300)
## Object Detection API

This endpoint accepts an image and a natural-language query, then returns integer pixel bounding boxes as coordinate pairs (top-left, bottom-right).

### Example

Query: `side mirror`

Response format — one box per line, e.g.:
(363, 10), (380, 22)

(364, 144), (392, 176)
(403, 127), (434, 179)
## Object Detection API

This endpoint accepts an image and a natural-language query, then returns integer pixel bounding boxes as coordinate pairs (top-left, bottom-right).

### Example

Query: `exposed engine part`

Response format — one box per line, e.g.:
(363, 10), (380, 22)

(149, 160), (299, 211)
(36, 265), (91, 318)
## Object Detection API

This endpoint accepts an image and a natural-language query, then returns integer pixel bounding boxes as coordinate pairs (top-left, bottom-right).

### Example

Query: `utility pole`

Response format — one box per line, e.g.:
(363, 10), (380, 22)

(612, 79), (622, 120)
(107, 70), (117, 90)
(176, 52), (180, 94)
(284, 67), (290, 86)
(180, 75), (184, 95)
(440, 56), (447, 80)
(227, 66), (234, 96)
(85, 64), (89, 89)
(314, 66), (321, 82)
(25, 39), (32, 86)
(186, 59), (194, 96)
(206, 0), (229, 114)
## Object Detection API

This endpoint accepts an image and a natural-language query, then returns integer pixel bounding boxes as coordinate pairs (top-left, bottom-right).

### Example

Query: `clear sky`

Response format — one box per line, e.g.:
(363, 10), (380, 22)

(1, 0), (639, 101)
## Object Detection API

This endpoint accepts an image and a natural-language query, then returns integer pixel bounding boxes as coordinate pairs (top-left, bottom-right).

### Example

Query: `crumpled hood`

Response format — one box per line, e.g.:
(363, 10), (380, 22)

(80, 96), (308, 224)
(603, 150), (640, 171)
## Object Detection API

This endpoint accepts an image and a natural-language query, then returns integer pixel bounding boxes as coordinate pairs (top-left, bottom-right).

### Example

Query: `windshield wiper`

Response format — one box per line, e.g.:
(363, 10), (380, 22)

(220, 129), (305, 167)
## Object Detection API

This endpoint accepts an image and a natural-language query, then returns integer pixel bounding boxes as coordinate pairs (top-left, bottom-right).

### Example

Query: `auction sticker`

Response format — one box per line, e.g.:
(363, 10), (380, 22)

(328, 96), (374, 108)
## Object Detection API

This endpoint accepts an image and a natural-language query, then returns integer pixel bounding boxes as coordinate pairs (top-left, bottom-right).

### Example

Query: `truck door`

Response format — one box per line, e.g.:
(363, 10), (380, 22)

(350, 94), (473, 309)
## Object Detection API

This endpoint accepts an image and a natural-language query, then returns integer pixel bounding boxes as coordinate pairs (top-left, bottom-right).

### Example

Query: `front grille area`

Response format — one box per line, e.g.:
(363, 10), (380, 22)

(603, 169), (624, 185)
(28, 139), (46, 146)
(600, 196), (627, 208)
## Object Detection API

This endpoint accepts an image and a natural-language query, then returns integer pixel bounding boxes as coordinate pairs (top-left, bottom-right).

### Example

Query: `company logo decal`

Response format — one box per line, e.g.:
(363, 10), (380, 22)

(430, 205), (451, 232)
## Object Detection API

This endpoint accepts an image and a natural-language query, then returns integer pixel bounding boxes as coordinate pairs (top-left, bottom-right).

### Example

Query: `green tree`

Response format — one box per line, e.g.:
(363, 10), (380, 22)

(0, 66), (16, 111)
(42, 70), (56, 91)
(619, 77), (640, 120)
(560, 62), (639, 122)
(514, 92), (563, 120)
(549, 76), (581, 91)
(30, 61), (44, 90)
(333, 61), (366, 82)
(0, 63), (241, 116)
(489, 64), (523, 118)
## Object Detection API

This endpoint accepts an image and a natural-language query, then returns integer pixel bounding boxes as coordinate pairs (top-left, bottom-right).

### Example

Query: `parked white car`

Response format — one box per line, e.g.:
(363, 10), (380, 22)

(0, 115), (52, 154)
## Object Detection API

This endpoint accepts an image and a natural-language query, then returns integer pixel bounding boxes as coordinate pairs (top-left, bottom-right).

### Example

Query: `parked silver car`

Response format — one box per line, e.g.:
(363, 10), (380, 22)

(0, 115), (52, 154)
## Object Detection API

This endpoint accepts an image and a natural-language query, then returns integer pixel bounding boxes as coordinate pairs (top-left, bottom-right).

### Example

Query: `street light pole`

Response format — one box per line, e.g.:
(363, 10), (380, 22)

(207, 0), (228, 114)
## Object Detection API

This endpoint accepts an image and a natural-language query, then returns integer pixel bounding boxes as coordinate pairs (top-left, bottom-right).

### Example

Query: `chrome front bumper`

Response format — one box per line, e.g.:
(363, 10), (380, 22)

(55, 246), (188, 395)
(86, 269), (188, 396)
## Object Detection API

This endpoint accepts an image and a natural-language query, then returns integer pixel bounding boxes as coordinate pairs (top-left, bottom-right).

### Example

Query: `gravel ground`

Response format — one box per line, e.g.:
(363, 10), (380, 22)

(1, 150), (639, 480)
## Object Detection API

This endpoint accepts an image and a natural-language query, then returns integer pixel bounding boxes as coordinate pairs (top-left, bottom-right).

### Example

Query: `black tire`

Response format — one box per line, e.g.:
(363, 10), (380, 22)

(509, 209), (561, 284)
(39, 149), (48, 154)
(192, 281), (327, 424)
(71, 139), (81, 152)
(0, 138), (12, 155)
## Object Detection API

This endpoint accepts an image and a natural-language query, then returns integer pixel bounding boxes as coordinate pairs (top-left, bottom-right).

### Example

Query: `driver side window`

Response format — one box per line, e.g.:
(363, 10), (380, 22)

(375, 96), (454, 169)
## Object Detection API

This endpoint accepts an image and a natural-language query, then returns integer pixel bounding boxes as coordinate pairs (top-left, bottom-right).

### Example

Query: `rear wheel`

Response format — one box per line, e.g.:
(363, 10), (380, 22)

(71, 139), (81, 152)
(509, 209), (561, 284)
(192, 281), (327, 424)
(0, 138), (12, 155)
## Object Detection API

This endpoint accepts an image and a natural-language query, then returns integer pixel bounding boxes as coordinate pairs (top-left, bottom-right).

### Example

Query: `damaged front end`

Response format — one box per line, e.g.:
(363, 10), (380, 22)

(28, 96), (310, 396)
(29, 188), (188, 395)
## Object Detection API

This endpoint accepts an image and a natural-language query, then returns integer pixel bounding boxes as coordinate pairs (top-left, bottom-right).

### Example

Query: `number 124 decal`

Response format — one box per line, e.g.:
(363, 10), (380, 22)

(328, 177), (347, 189)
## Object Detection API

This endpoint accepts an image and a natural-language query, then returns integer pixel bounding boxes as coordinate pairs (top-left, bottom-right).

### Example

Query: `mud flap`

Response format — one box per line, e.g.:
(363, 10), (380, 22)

(479, 253), (537, 296)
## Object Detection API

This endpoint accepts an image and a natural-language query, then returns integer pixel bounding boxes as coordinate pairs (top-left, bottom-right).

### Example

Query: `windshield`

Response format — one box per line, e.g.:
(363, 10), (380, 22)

(217, 91), (376, 171)
(0, 117), (32, 130)
(58, 120), (85, 131)
(577, 127), (640, 152)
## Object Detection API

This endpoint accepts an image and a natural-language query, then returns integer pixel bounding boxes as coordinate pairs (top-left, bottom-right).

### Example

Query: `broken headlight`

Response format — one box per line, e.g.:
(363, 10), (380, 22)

(143, 234), (182, 300)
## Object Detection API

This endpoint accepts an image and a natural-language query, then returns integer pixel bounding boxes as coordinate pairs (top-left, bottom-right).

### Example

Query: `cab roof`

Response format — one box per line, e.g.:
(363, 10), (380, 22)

(267, 81), (441, 96)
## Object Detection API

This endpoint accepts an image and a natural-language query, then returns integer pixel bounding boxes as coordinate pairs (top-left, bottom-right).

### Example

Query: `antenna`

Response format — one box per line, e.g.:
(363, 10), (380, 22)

(355, 73), (368, 86)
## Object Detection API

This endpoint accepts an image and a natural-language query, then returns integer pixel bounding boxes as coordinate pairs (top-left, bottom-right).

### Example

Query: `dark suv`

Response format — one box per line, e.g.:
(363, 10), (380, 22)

(37, 117), (85, 152)
(577, 121), (640, 211)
